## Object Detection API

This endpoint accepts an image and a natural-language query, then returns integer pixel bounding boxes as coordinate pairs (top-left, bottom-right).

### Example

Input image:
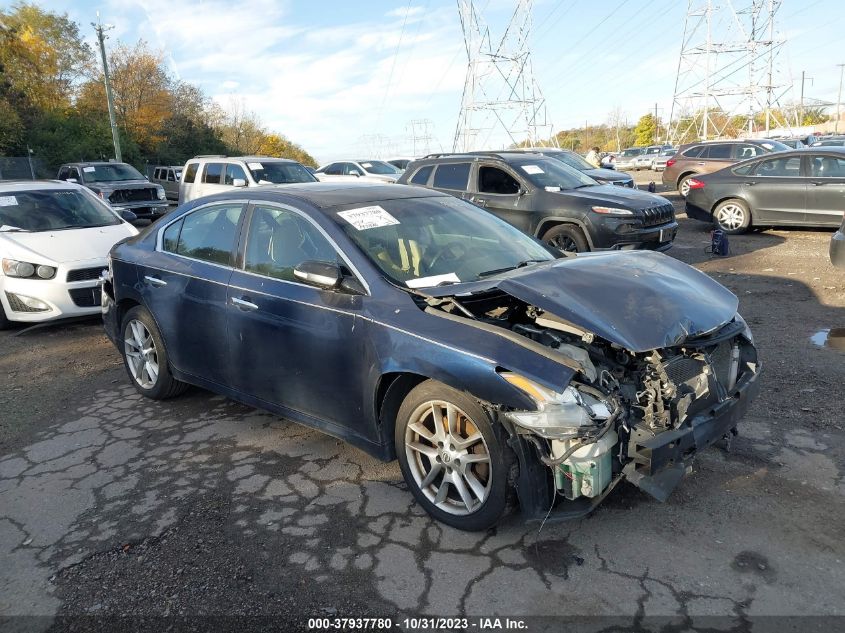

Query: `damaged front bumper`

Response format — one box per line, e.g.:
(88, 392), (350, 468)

(509, 358), (762, 522)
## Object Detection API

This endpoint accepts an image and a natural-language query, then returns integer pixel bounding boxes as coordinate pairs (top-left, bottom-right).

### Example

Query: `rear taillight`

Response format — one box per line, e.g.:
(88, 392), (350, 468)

(687, 178), (705, 190)
(666, 158), (676, 168)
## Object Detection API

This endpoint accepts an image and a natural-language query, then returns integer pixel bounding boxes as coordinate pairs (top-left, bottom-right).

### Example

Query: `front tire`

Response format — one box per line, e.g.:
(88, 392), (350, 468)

(120, 306), (187, 399)
(395, 380), (514, 531)
(713, 198), (751, 234)
(542, 224), (590, 253)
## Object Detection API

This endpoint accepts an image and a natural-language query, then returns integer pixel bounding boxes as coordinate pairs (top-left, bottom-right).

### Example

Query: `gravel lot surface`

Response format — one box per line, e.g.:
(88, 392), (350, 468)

(1, 173), (843, 632)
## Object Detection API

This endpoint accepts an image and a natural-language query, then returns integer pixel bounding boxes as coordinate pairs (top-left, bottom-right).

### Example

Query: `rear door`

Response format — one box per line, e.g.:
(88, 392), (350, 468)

(471, 163), (533, 233)
(806, 154), (845, 226)
(745, 155), (806, 224)
(140, 201), (246, 384)
(430, 161), (471, 202)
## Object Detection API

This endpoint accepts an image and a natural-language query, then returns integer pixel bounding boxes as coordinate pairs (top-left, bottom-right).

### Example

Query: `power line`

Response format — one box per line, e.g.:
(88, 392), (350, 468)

(376, 1), (413, 132)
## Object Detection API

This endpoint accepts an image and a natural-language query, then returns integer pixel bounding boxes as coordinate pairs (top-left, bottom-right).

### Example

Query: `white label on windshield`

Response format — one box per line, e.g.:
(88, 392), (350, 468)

(338, 206), (399, 231)
(83, 166), (96, 173)
(544, 186), (560, 192)
(0, 196), (18, 206)
(521, 165), (544, 175)
(406, 273), (460, 288)
(247, 162), (263, 170)
(361, 162), (373, 168)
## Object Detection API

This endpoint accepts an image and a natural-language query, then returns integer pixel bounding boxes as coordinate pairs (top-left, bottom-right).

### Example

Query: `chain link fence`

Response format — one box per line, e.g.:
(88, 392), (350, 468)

(0, 156), (52, 180)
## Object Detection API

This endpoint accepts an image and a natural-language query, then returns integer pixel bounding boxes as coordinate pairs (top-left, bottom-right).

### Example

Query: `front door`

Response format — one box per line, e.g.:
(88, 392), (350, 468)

(139, 201), (245, 385)
(806, 154), (845, 226)
(745, 155), (806, 224)
(470, 164), (533, 233)
(226, 203), (372, 438)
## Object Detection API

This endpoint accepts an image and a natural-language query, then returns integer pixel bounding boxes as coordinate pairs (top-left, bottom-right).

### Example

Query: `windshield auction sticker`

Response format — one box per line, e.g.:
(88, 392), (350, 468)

(521, 165), (544, 174)
(82, 166), (96, 172)
(338, 206), (400, 231)
(247, 162), (263, 170)
(0, 196), (18, 206)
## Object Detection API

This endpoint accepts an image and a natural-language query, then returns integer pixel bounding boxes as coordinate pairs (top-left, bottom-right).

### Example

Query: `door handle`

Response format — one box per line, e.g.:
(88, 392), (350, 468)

(144, 275), (167, 287)
(810, 181), (828, 186)
(696, 162), (706, 165)
(743, 181), (758, 186)
(231, 296), (258, 311)
(470, 197), (488, 207)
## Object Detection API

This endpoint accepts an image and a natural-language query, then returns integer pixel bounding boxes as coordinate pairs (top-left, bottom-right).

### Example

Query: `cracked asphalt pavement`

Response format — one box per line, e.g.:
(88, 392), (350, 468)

(1, 182), (844, 631)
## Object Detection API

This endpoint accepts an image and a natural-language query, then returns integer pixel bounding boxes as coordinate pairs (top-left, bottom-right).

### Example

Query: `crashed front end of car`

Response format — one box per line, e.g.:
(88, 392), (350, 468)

(422, 251), (761, 518)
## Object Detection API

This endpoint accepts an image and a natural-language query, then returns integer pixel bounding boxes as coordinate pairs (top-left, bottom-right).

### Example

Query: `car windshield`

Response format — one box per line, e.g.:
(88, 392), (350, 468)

(248, 161), (317, 184)
(81, 163), (144, 182)
(622, 148), (644, 157)
(513, 158), (598, 190)
(548, 151), (594, 171)
(0, 189), (121, 232)
(359, 161), (401, 175)
(333, 195), (555, 288)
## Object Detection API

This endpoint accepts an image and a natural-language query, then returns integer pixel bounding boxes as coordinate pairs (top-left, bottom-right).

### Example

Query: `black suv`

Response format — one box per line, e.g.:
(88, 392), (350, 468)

(398, 152), (677, 252)
(57, 162), (170, 221)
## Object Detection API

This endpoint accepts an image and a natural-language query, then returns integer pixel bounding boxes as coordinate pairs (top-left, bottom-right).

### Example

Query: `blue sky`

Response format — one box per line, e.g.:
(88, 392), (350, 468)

(21, 0), (845, 162)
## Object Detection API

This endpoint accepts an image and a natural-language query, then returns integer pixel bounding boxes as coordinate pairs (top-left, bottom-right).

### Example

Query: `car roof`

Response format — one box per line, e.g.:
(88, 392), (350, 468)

(0, 179), (84, 192)
(187, 156), (298, 163)
(415, 151), (560, 165)
(202, 181), (449, 210)
(63, 161), (127, 167)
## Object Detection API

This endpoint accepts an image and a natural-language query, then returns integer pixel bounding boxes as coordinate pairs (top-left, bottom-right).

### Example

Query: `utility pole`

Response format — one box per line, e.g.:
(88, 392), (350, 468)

(836, 63), (845, 135)
(93, 13), (121, 162)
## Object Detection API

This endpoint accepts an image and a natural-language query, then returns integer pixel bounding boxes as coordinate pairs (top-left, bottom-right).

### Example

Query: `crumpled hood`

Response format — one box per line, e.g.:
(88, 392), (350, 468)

(498, 251), (738, 351)
(552, 184), (670, 210)
(428, 251), (738, 352)
(0, 223), (137, 264)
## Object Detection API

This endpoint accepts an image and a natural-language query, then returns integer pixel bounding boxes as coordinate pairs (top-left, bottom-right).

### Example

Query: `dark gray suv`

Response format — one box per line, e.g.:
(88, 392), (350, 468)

(57, 162), (169, 220)
(398, 152), (677, 253)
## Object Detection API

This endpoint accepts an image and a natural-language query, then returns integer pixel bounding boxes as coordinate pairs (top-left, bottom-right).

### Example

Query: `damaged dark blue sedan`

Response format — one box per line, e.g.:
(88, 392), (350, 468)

(102, 183), (760, 531)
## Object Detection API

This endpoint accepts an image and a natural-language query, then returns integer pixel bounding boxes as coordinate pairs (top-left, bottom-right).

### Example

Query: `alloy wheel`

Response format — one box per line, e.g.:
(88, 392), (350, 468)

(550, 234), (578, 252)
(716, 203), (746, 230)
(679, 178), (692, 197)
(404, 400), (492, 516)
(124, 319), (159, 389)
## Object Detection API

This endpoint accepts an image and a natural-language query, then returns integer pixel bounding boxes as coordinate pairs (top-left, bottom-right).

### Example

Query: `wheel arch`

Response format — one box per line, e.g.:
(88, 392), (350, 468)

(676, 170), (698, 186)
(535, 217), (595, 250)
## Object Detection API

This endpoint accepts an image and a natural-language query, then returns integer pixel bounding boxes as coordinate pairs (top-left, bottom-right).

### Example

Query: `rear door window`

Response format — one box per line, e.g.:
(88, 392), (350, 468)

(323, 163), (342, 175)
(702, 144), (732, 159)
(682, 146), (705, 158)
(174, 203), (245, 265)
(202, 163), (224, 184)
(432, 163), (471, 191)
(410, 165), (433, 185)
(752, 156), (801, 177)
(183, 163), (198, 183)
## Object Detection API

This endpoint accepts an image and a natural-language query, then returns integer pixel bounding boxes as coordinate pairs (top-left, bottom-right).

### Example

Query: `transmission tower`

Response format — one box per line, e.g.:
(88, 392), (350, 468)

(408, 119), (436, 156)
(668, 0), (789, 144)
(453, 0), (556, 152)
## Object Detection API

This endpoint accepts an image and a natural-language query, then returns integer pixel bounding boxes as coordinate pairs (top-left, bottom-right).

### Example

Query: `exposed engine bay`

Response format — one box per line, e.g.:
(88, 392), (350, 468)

(421, 288), (760, 509)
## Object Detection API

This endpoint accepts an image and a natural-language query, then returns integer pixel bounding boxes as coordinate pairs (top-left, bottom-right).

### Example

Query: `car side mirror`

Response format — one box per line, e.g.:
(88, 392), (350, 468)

(294, 260), (342, 290)
(351, 171), (363, 177)
(232, 178), (247, 187)
(120, 210), (138, 222)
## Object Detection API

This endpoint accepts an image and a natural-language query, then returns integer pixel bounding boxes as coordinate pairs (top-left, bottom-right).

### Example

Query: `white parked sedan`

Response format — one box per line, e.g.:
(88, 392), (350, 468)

(0, 181), (138, 328)
(314, 160), (402, 183)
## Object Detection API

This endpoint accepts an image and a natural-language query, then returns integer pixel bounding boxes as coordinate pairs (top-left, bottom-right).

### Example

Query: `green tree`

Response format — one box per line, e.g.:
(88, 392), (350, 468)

(633, 113), (657, 146)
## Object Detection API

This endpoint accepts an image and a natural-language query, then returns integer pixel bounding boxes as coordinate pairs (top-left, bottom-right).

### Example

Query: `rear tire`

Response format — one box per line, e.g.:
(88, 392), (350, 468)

(542, 224), (590, 253)
(713, 198), (751, 235)
(395, 380), (514, 531)
(678, 174), (695, 198)
(120, 305), (188, 399)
